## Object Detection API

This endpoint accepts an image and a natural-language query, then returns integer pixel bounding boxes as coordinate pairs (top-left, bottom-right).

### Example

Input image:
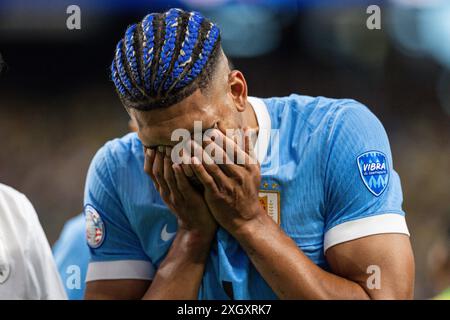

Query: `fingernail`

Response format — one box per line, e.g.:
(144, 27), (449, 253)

(158, 145), (164, 153)
(165, 147), (172, 157)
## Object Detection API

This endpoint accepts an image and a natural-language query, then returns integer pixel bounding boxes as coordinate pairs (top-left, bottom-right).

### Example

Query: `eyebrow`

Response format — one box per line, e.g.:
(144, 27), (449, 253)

(142, 124), (217, 150)
(143, 144), (157, 150)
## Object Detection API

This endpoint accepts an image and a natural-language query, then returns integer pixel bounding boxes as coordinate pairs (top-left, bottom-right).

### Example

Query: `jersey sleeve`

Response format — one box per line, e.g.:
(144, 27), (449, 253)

(84, 143), (155, 282)
(323, 101), (409, 253)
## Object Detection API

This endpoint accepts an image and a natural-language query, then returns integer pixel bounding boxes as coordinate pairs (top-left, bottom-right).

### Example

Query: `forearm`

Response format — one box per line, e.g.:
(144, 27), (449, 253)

(233, 212), (370, 300)
(142, 228), (213, 299)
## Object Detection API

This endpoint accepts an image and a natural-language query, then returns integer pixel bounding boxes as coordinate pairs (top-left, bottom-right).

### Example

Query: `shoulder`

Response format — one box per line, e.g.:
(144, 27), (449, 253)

(0, 183), (37, 227)
(326, 99), (384, 136)
(92, 132), (143, 171)
(262, 94), (374, 132)
(0, 183), (29, 206)
(261, 94), (382, 156)
(0, 184), (51, 257)
(87, 133), (144, 188)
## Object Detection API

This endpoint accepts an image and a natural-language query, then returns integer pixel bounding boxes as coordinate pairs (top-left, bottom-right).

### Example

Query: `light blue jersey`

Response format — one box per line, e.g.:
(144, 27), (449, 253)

(84, 94), (409, 299)
(53, 214), (89, 300)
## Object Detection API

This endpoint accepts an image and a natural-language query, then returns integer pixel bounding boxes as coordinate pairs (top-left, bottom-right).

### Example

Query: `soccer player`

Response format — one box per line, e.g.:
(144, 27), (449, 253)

(84, 8), (414, 299)
(0, 183), (67, 299)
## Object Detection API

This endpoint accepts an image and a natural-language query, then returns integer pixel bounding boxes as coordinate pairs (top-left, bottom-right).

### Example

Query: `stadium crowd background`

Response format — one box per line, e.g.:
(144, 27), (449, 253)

(0, 0), (449, 299)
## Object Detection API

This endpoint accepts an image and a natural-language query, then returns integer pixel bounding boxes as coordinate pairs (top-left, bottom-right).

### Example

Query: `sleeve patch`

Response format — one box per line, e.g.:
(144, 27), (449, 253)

(356, 150), (389, 197)
(85, 205), (106, 249)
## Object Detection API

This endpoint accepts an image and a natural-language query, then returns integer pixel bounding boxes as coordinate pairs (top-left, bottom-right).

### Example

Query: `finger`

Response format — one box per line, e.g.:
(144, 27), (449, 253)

(199, 144), (231, 191)
(202, 130), (229, 165)
(244, 128), (258, 165)
(164, 148), (183, 199)
(181, 163), (194, 178)
(197, 133), (239, 178)
(190, 156), (220, 193)
(204, 130), (233, 165)
(180, 143), (194, 177)
(153, 148), (170, 200)
(144, 148), (159, 189)
(144, 147), (156, 177)
(173, 163), (194, 198)
(209, 129), (251, 167)
(216, 130), (259, 179)
(226, 130), (253, 167)
(206, 137), (245, 178)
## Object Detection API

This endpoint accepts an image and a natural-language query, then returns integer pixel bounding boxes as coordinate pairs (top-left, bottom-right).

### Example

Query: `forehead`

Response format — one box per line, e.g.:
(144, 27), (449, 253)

(131, 90), (219, 146)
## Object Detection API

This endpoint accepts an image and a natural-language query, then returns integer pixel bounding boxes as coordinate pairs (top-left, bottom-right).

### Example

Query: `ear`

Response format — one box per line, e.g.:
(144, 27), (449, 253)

(228, 70), (248, 112)
(126, 108), (143, 132)
(128, 119), (138, 133)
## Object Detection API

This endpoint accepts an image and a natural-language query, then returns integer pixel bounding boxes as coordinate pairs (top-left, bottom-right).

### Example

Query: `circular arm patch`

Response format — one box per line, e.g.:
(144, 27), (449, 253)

(85, 205), (105, 249)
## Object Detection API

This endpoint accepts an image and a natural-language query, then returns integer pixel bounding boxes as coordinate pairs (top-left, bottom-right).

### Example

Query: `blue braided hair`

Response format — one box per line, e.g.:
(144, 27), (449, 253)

(114, 39), (142, 99)
(141, 13), (156, 92)
(175, 22), (220, 90)
(154, 8), (182, 93)
(111, 60), (127, 97)
(123, 24), (143, 90)
(165, 11), (204, 93)
(111, 8), (222, 110)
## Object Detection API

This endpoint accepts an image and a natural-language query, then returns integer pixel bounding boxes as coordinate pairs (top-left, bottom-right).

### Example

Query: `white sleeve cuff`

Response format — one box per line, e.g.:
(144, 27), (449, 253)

(86, 260), (155, 282)
(324, 213), (410, 253)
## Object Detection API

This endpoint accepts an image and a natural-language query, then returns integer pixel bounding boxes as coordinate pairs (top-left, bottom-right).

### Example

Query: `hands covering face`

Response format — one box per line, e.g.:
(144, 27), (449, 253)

(144, 128), (265, 236)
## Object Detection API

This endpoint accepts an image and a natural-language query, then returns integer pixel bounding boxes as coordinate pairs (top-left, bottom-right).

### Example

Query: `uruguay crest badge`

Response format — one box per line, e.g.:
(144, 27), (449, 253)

(259, 181), (281, 225)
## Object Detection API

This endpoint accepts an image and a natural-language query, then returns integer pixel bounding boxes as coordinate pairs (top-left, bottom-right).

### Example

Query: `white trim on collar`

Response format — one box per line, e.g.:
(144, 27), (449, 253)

(248, 96), (271, 164)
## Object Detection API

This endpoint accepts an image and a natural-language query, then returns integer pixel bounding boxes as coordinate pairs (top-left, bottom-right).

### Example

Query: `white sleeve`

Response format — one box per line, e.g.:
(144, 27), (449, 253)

(22, 195), (67, 300)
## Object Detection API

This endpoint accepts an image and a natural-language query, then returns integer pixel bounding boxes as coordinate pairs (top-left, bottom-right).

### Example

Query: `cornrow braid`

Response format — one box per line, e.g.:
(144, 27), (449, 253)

(111, 60), (127, 97)
(149, 13), (165, 97)
(111, 8), (222, 110)
(114, 40), (142, 99)
(154, 8), (182, 94)
(175, 22), (220, 90)
(141, 14), (156, 92)
(166, 11), (204, 93)
(161, 11), (190, 93)
(123, 24), (143, 91)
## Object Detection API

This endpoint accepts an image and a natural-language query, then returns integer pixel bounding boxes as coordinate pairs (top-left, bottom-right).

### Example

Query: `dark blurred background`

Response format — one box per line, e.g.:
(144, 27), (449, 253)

(0, 0), (449, 299)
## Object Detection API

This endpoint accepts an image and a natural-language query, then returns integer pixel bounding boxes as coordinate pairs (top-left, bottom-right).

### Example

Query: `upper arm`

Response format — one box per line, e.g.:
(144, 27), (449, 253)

(323, 102), (409, 251)
(83, 143), (154, 299)
(322, 102), (414, 298)
(326, 233), (415, 299)
(85, 279), (151, 300)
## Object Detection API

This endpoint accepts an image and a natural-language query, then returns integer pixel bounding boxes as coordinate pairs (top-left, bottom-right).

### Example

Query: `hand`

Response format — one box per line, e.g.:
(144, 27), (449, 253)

(144, 146), (217, 239)
(189, 129), (266, 235)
